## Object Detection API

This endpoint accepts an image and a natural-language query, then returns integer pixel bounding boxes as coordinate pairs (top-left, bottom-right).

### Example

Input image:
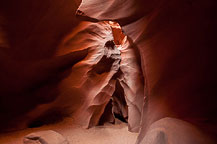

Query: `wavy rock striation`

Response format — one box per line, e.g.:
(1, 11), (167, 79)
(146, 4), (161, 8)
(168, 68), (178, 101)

(1, 1), (217, 144)
(0, 3), (144, 133)
(78, 0), (217, 143)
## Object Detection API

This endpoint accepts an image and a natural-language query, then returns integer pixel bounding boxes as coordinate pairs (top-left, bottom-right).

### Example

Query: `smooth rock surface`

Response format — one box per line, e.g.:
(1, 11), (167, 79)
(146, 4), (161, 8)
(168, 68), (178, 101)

(140, 118), (214, 144)
(0, 0), (143, 131)
(23, 130), (68, 144)
(78, 0), (217, 143)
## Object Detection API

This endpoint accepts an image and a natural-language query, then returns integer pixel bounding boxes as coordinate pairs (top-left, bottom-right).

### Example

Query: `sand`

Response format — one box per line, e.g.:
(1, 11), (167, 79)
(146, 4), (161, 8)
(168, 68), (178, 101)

(0, 118), (138, 144)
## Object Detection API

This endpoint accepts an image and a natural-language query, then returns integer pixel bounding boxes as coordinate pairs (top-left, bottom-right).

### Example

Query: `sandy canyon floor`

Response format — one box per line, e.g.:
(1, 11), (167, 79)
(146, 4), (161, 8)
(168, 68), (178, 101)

(0, 118), (138, 144)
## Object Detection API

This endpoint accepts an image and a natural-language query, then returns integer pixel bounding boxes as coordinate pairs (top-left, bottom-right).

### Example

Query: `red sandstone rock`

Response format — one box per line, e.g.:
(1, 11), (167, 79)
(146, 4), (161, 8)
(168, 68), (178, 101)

(78, 0), (217, 143)
(0, 0), (85, 131)
(1, 0), (217, 144)
(0, 5), (143, 132)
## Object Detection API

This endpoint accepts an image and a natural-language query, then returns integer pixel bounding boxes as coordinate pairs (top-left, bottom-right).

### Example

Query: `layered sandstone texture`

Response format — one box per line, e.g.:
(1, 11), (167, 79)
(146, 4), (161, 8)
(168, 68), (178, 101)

(0, 0), (217, 144)
(78, 0), (217, 143)
(0, 0), (144, 134)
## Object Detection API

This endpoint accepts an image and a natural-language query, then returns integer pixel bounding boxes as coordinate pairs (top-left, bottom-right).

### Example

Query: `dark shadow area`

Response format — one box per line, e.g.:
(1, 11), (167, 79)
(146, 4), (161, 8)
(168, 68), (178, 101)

(91, 55), (115, 74)
(112, 80), (128, 123)
(28, 108), (70, 128)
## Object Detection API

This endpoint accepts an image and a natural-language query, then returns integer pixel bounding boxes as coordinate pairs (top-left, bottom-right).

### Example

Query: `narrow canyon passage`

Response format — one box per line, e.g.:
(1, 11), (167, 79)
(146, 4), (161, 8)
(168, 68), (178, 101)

(0, 2), (144, 142)
(0, 18), (142, 144)
(0, 0), (217, 144)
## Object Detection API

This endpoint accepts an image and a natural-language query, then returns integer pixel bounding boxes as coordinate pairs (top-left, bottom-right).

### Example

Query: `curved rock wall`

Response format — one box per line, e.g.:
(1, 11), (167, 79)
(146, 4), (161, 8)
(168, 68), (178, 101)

(78, 0), (217, 143)
(0, 0), (144, 133)
(1, 0), (217, 143)
(0, 0), (86, 131)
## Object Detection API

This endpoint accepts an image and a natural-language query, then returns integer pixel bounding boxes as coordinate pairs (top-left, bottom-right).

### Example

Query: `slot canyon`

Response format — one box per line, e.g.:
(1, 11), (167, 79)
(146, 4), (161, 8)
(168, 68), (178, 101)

(0, 0), (217, 144)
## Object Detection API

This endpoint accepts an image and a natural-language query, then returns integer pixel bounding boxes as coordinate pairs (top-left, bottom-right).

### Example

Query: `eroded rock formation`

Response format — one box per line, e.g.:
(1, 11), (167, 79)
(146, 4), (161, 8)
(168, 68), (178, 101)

(1, 0), (217, 144)
(0, 0), (144, 134)
(0, 0), (85, 131)
(78, 0), (217, 143)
